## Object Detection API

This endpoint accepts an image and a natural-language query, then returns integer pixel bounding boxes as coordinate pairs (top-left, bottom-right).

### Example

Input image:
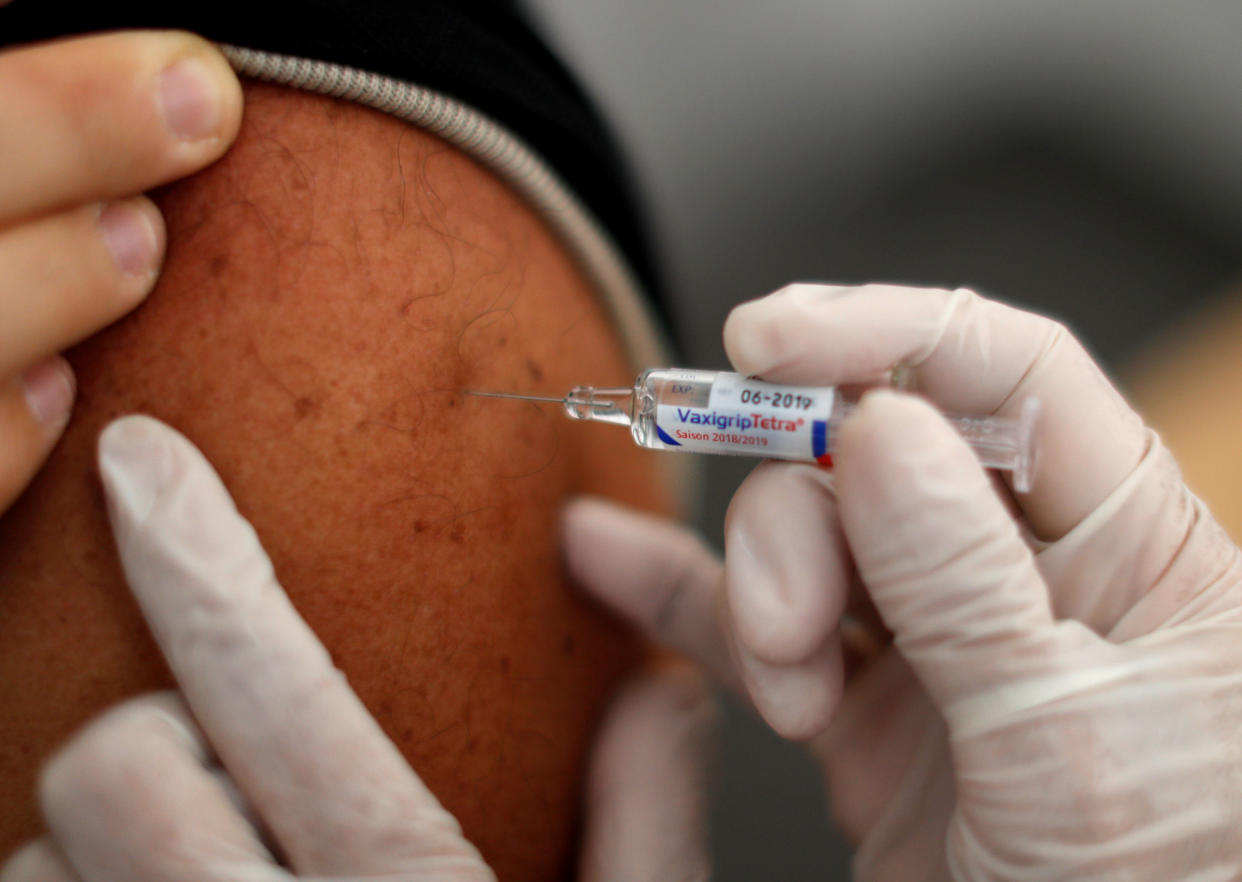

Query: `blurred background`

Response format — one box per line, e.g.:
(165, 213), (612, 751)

(521, 1), (1242, 878)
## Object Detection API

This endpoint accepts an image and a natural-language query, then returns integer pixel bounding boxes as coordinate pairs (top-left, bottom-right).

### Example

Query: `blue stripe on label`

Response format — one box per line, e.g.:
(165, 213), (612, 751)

(656, 425), (682, 446)
(812, 420), (828, 457)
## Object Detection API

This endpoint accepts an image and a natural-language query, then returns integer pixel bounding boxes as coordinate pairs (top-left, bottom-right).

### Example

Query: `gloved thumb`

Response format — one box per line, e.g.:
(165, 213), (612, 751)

(834, 390), (1095, 735)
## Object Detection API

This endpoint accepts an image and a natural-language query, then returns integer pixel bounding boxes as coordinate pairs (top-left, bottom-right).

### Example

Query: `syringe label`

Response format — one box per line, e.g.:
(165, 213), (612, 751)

(653, 374), (834, 461)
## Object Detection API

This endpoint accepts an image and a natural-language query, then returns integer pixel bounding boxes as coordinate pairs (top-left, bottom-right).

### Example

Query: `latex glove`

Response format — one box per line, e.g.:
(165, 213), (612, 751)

(564, 283), (1242, 880)
(1, 416), (711, 882)
(0, 24), (242, 512)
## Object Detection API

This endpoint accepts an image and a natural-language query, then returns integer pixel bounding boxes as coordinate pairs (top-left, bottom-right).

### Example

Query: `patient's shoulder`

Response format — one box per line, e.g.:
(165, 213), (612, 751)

(0, 82), (672, 882)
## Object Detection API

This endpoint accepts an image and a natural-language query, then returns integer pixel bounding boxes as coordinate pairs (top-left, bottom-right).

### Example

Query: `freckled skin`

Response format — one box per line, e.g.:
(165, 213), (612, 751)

(0, 84), (674, 880)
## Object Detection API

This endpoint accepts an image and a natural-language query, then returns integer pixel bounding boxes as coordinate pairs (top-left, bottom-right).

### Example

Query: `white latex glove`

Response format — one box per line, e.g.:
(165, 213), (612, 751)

(564, 283), (1242, 880)
(1, 415), (711, 882)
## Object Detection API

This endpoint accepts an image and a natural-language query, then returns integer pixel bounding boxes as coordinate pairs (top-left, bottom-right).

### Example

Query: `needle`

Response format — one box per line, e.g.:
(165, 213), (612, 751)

(464, 390), (566, 403)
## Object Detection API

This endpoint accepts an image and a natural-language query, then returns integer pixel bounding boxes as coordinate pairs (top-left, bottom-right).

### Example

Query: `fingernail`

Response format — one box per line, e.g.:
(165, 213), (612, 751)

(99, 201), (159, 276)
(158, 58), (221, 140)
(98, 416), (173, 525)
(20, 357), (75, 428)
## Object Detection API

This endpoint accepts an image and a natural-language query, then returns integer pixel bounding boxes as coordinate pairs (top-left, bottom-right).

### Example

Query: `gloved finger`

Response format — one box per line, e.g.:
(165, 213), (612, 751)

(834, 391), (1102, 731)
(0, 839), (80, 882)
(97, 416), (492, 879)
(723, 460), (851, 736)
(0, 198), (164, 379)
(564, 497), (842, 738)
(37, 692), (281, 882)
(723, 284), (1229, 636)
(1033, 431), (1242, 640)
(724, 461), (849, 664)
(729, 624), (845, 740)
(0, 356), (74, 513)
(808, 649), (956, 878)
(563, 497), (738, 690)
(578, 663), (714, 882)
(0, 31), (242, 225)
(722, 283), (1142, 543)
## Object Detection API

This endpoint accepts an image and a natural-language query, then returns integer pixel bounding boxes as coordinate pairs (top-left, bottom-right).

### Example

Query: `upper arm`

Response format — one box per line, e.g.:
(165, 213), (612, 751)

(0, 82), (675, 881)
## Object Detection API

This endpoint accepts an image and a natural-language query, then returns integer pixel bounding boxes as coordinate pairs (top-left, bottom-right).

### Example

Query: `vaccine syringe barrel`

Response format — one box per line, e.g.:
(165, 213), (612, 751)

(564, 368), (1039, 493)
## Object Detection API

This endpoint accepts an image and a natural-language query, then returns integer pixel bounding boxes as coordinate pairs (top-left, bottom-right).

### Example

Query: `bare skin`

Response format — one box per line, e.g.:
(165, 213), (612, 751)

(0, 83), (674, 881)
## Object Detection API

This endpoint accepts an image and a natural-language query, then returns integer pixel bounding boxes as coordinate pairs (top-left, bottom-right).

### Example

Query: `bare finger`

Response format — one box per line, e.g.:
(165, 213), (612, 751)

(0, 357), (74, 512)
(0, 31), (242, 224)
(0, 198), (164, 379)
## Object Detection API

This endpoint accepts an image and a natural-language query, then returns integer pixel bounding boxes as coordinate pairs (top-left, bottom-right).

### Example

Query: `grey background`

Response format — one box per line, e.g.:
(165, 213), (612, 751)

(523, 2), (1242, 878)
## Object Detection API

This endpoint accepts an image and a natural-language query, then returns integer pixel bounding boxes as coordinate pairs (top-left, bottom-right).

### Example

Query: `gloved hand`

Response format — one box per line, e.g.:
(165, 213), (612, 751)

(0, 23), (243, 513)
(1, 416), (712, 882)
(564, 283), (1242, 880)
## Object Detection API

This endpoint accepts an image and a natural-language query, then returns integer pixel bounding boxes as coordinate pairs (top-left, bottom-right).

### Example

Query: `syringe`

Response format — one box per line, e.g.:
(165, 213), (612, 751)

(469, 368), (1039, 492)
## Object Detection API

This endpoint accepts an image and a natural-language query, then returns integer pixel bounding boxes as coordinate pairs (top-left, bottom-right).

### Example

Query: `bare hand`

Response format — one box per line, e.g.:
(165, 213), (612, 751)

(0, 28), (242, 512)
